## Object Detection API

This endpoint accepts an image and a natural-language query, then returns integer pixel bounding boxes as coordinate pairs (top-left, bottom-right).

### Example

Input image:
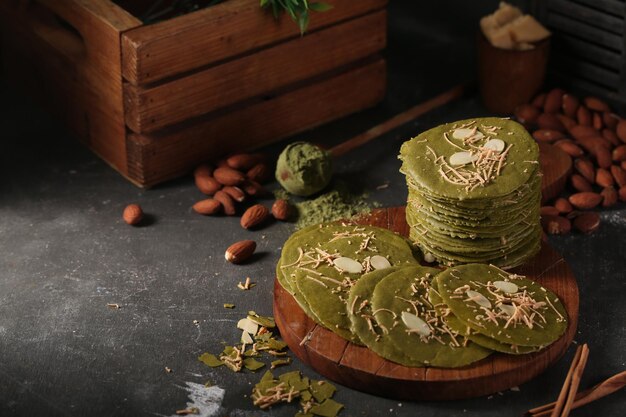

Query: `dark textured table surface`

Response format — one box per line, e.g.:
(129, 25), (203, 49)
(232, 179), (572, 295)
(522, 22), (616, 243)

(1, 2), (625, 416)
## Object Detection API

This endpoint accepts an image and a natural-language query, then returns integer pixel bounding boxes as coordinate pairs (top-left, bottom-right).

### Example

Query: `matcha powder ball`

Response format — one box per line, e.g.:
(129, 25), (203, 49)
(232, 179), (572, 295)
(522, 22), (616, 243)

(275, 141), (333, 196)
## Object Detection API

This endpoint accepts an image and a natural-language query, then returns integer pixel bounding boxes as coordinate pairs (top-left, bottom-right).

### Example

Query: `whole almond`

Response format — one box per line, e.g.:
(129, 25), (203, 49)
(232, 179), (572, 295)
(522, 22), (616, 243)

(573, 212), (600, 234)
(533, 129), (564, 142)
(544, 88), (564, 113)
(540, 206), (559, 216)
(596, 147), (612, 169)
(123, 204), (143, 225)
(554, 197), (573, 214)
(619, 186), (626, 202)
(574, 158), (596, 183)
(227, 153), (265, 171)
(555, 140), (584, 158)
(622, 161), (626, 170)
(214, 167), (246, 186)
(541, 215), (571, 235)
(515, 104), (540, 124)
(593, 112), (604, 130)
(602, 128), (621, 146)
(194, 163), (213, 178)
(610, 165), (626, 187)
(225, 240), (256, 264)
(243, 180), (268, 197)
(569, 192), (603, 210)
(562, 94), (579, 118)
(603, 112), (619, 129)
(601, 186), (618, 207)
(613, 145), (626, 162)
(584, 97), (610, 112)
(596, 168), (614, 188)
(569, 125), (597, 141)
(537, 113), (565, 131)
(222, 186), (246, 203)
(557, 114), (577, 131)
(532, 93), (546, 108)
(576, 136), (608, 157)
(214, 190), (236, 215)
(192, 199), (222, 215)
(577, 105), (592, 126)
(617, 120), (626, 143)
(240, 204), (270, 229)
(571, 174), (593, 192)
(271, 199), (291, 221)
(195, 175), (222, 195)
(247, 163), (271, 184)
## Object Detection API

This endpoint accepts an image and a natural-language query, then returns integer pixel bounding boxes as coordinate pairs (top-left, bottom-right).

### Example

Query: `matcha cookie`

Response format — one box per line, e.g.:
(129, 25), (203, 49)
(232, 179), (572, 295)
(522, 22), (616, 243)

(436, 264), (568, 347)
(369, 266), (492, 367)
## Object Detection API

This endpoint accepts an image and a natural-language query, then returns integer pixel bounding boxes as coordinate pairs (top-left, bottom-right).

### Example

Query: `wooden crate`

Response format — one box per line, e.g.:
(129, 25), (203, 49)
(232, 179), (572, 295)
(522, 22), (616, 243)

(0, 0), (388, 187)
(532, 0), (626, 111)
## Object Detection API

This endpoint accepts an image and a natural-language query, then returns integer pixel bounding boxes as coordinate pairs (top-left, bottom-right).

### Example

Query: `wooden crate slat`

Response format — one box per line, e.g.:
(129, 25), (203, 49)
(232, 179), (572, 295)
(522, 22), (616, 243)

(570, 0), (625, 17)
(549, 0), (623, 34)
(552, 33), (622, 71)
(545, 12), (623, 50)
(121, 0), (388, 86)
(551, 54), (621, 89)
(126, 59), (386, 187)
(123, 10), (386, 134)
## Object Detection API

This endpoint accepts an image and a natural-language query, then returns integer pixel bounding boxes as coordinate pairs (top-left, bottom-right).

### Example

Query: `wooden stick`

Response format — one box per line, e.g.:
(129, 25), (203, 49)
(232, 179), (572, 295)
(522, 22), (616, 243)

(529, 369), (626, 417)
(548, 345), (584, 417)
(560, 344), (589, 417)
(329, 84), (466, 158)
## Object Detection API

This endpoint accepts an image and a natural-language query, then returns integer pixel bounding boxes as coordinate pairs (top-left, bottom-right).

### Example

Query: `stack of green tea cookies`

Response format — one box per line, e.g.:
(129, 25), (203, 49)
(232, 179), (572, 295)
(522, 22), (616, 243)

(277, 223), (568, 368)
(399, 117), (542, 269)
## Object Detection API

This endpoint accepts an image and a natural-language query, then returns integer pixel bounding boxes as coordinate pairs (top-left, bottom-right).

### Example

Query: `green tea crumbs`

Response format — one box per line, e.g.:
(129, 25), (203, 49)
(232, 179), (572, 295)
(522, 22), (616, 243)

(270, 358), (292, 369)
(252, 370), (343, 416)
(198, 353), (224, 367)
(243, 357), (266, 371)
(224, 303), (235, 309)
(247, 313), (276, 328)
(309, 381), (337, 403)
(309, 399), (344, 417)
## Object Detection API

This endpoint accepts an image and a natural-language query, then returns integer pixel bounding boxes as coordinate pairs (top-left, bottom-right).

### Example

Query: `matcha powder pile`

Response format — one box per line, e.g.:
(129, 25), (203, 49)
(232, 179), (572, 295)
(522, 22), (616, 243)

(277, 185), (377, 229)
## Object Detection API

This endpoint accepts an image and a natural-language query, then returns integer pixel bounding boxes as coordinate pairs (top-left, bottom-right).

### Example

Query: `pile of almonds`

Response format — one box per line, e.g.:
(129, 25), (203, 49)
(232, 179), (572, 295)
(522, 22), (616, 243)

(192, 153), (292, 263)
(515, 89), (626, 235)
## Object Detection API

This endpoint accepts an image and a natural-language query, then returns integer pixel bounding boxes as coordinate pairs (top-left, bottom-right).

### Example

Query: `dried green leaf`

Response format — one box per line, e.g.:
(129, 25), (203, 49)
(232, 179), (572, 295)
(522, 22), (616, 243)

(247, 314), (276, 328)
(260, 370), (275, 383)
(270, 358), (292, 369)
(310, 381), (336, 403)
(198, 353), (224, 367)
(309, 399), (344, 417)
(243, 358), (266, 371)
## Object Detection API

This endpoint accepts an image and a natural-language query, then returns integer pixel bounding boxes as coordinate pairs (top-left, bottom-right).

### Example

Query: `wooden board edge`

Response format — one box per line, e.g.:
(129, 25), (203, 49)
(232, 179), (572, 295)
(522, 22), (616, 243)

(121, 0), (387, 85)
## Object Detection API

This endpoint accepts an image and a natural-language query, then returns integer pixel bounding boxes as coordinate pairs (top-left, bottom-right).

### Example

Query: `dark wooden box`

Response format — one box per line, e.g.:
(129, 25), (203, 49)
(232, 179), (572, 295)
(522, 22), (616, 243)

(532, 0), (626, 111)
(0, 0), (388, 187)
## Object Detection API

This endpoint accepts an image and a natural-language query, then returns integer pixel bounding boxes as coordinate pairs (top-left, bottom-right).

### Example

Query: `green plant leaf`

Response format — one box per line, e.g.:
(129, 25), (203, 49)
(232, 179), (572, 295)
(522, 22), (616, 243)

(309, 2), (333, 12)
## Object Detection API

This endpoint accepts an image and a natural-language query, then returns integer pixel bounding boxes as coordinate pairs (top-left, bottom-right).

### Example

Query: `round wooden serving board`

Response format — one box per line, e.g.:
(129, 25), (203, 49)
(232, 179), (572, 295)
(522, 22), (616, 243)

(273, 207), (579, 400)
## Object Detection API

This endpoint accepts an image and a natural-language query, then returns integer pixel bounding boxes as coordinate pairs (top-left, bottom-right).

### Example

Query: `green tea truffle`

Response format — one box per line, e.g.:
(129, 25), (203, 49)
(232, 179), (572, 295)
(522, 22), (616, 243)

(275, 141), (332, 196)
